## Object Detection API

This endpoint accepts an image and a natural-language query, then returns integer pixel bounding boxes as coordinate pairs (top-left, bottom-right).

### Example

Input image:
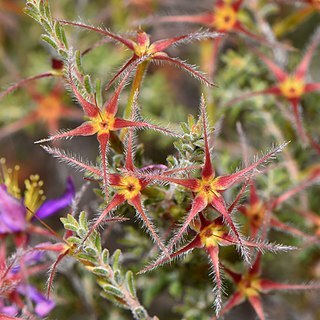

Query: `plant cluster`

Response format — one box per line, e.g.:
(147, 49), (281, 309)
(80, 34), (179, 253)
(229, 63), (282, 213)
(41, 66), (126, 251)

(0, 0), (320, 319)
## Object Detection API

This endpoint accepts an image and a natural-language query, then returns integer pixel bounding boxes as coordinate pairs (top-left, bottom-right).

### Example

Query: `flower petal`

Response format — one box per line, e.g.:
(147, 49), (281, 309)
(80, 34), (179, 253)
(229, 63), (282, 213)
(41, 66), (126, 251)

(35, 177), (75, 219)
(17, 284), (55, 317)
(0, 185), (26, 233)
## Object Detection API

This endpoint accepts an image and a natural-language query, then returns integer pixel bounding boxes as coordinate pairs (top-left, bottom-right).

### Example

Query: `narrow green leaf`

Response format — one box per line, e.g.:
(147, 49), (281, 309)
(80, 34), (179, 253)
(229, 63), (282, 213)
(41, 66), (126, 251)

(40, 18), (52, 34)
(133, 307), (148, 320)
(92, 267), (110, 277)
(77, 253), (97, 265)
(125, 271), (136, 297)
(75, 50), (85, 74)
(103, 284), (124, 298)
(77, 227), (87, 239)
(41, 34), (58, 49)
(84, 75), (93, 95)
(112, 249), (121, 270)
(100, 291), (128, 309)
(102, 249), (110, 265)
(84, 246), (98, 257)
(114, 269), (123, 286)
(66, 236), (81, 245)
(63, 223), (78, 232)
(79, 211), (88, 230)
(95, 233), (102, 253)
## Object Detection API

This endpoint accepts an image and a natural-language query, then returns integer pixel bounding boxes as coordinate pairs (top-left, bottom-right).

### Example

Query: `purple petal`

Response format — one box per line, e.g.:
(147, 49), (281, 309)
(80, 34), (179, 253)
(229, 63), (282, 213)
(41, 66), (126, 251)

(11, 250), (45, 274)
(0, 306), (19, 317)
(17, 285), (55, 317)
(35, 177), (75, 219)
(0, 185), (27, 234)
(0, 299), (19, 317)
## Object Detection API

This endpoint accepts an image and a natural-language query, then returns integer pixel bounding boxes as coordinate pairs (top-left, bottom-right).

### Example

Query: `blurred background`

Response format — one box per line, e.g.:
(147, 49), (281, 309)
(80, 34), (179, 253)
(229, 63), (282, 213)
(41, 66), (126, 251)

(1, 0), (320, 319)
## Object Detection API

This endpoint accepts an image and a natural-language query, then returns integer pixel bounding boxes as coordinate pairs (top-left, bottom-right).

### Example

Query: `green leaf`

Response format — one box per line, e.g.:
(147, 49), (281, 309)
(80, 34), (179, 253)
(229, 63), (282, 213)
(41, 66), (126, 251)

(102, 284), (124, 298)
(63, 223), (78, 232)
(54, 22), (68, 49)
(75, 50), (85, 74)
(77, 253), (97, 265)
(58, 49), (68, 59)
(66, 236), (81, 245)
(133, 307), (148, 320)
(77, 227), (87, 239)
(67, 214), (79, 227)
(102, 249), (110, 265)
(92, 266), (110, 277)
(41, 34), (58, 49)
(79, 211), (88, 230)
(114, 269), (123, 286)
(84, 75), (93, 95)
(112, 249), (121, 270)
(84, 246), (98, 257)
(40, 18), (53, 34)
(100, 291), (128, 309)
(94, 233), (102, 253)
(125, 271), (136, 297)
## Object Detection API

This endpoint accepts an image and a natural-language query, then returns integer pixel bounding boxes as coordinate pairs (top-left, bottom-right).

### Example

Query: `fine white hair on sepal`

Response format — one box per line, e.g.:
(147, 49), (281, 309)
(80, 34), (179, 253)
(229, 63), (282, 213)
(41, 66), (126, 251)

(40, 145), (100, 177)
(35, 127), (80, 144)
(207, 257), (226, 316)
(132, 204), (166, 252)
(199, 94), (215, 153)
(244, 237), (297, 254)
(161, 29), (223, 48)
(88, 204), (123, 235)
(151, 56), (215, 87)
(228, 141), (290, 184)
(219, 214), (251, 265)
(138, 239), (197, 274)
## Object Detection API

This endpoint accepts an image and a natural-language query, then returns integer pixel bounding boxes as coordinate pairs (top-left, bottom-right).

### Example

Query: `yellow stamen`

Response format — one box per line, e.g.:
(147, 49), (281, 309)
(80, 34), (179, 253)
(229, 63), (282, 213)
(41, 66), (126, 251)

(279, 76), (305, 99)
(238, 274), (262, 297)
(24, 174), (46, 220)
(91, 111), (115, 135)
(115, 176), (142, 200)
(0, 158), (21, 199)
(213, 4), (237, 31)
(246, 202), (265, 229)
(200, 223), (227, 247)
(195, 177), (221, 203)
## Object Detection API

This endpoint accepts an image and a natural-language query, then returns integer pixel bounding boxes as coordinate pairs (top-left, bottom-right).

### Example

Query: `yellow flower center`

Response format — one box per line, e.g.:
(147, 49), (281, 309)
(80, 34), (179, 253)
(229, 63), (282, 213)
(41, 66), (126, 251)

(200, 223), (227, 247)
(24, 174), (46, 220)
(0, 158), (21, 199)
(115, 176), (142, 200)
(91, 111), (115, 135)
(134, 31), (152, 57)
(279, 77), (305, 99)
(37, 95), (63, 121)
(246, 202), (265, 229)
(213, 4), (237, 31)
(238, 274), (261, 298)
(195, 177), (221, 203)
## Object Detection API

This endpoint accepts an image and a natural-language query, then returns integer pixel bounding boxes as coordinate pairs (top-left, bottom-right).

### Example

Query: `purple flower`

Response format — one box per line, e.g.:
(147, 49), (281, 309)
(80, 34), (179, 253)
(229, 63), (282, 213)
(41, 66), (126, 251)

(0, 177), (75, 234)
(35, 177), (75, 219)
(0, 302), (18, 317)
(0, 185), (26, 233)
(17, 284), (55, 317)
(0, 244), (55, 318)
